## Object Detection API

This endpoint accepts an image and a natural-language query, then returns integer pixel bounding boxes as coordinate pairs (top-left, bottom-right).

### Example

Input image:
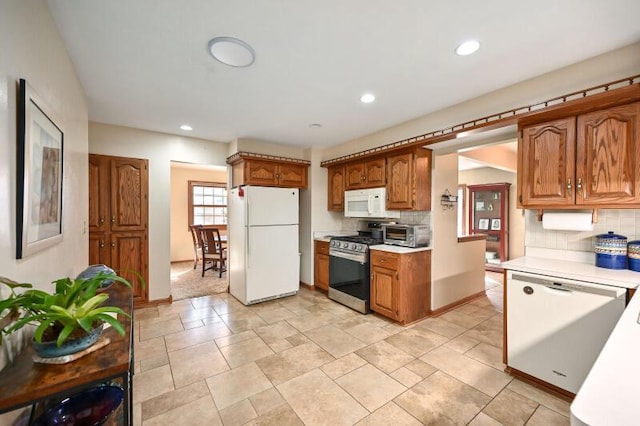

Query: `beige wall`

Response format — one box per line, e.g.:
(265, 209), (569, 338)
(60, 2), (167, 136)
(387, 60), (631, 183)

(459, 167), (524, 260)
(231, 138), (307, 159)
(0, 0), (88, 415)
(89, 122), (229, 301)
(431, 153), (486, 310)
(170, 165), (227, 262)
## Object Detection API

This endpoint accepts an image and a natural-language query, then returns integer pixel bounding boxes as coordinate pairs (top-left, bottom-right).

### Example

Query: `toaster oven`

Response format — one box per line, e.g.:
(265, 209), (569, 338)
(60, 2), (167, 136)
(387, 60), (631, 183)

(382, 224), (430, 248)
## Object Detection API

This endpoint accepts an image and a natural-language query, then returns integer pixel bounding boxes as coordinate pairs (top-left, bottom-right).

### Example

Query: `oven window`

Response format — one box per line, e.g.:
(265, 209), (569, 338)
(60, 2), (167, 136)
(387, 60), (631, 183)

(385, 228), (407, 240)
(329, 256), (369, 300)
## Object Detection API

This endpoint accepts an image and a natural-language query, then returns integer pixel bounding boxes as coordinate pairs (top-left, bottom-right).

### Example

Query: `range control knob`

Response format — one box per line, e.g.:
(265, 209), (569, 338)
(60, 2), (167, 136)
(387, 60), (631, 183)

(351, 244), (357, 250)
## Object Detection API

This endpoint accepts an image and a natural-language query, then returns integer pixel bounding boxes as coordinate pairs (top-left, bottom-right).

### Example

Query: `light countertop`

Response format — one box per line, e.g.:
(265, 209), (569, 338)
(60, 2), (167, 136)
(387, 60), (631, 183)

(370, 244), (432, 254)
(503, 256), (640, 289)
(570, 289), (640, 425)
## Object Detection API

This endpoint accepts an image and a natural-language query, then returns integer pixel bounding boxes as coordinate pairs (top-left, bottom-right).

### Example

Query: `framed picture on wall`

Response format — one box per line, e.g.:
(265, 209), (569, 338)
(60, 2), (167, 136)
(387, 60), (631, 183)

(16, 78), (64, 259)
(491, 218), (501, 230)
(478, 218), (490, 230)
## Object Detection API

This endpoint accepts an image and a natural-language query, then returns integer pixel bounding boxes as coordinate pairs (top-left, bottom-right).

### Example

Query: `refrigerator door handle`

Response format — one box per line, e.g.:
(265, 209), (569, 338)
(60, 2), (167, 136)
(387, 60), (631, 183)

(246, 227), (250, 260)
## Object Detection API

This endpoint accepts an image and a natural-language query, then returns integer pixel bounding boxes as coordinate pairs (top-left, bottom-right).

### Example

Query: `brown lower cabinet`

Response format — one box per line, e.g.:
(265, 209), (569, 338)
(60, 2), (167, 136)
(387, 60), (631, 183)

(370, 249), (431, 324)
(89, 154), (149, 305)
(314, 240), (330, 291)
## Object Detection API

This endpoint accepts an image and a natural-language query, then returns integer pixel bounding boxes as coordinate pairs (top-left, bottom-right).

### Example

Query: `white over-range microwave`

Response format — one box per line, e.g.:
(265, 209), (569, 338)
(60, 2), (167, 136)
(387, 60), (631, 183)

(344, 188), (401, 219)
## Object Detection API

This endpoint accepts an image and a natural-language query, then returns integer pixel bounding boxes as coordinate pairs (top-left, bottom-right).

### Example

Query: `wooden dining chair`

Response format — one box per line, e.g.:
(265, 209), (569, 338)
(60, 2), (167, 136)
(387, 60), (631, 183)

(201, 227), (227, 277)
(188, 224), (204, 269)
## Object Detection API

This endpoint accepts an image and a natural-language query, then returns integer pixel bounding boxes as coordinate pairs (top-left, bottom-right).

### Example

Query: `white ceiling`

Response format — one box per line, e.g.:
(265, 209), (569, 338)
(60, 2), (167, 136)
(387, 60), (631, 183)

(47, 1), (640, 148)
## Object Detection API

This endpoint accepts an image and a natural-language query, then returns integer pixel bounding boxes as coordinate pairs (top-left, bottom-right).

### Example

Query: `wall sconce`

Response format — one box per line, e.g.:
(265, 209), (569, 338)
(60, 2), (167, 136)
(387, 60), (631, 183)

(440, 188), (458, 210)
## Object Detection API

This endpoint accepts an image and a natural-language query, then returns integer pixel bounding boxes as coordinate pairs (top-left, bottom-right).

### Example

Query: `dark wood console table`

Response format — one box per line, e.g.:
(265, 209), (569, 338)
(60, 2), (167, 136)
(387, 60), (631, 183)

(0, 285), (134, 424)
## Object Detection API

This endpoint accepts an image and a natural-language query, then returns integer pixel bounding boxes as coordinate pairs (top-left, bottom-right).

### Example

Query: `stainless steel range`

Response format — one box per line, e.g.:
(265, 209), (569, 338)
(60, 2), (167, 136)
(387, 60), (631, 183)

(328, 219), (394, 313)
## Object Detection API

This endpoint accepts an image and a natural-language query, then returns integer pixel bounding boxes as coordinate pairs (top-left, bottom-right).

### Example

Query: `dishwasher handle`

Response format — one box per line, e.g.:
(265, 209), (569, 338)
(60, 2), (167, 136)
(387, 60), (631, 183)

(510, 273), (624, 298)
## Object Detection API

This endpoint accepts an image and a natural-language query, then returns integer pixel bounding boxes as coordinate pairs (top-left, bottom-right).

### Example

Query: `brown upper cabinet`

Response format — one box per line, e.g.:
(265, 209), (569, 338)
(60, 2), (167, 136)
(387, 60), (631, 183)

(519, 102), (640, 208)
(327, 165), (345, 211)
(228, 154), (309, 189)
(345, 158), (386, 190)
(386, 148), (432, 210)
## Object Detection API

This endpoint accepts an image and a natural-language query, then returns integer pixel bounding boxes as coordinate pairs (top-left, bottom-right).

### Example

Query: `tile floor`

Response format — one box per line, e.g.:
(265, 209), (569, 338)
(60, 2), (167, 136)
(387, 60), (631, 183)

(132, 273), (571, 425)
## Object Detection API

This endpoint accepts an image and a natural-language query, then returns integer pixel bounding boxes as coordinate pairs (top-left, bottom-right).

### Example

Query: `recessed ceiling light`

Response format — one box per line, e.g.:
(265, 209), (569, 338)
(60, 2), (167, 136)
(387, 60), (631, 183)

(455, 40), (480, 56)
(208, 36), (256, 67)
(360, 93), (375, 103)
(309, 123), (323, 128)
(180, 124), (193, 131)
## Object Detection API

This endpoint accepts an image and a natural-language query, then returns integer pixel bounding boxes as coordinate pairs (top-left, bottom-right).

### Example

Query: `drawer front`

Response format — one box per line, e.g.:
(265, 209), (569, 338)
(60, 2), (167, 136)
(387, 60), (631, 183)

(371, 251), (399, 269)
(315, 240), (330, 255)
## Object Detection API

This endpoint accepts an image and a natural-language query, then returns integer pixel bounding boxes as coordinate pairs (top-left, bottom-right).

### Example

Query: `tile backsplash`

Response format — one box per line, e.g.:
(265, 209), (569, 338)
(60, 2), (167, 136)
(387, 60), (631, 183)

(525, 209), (640, 252)
(341, 211), (432, 231)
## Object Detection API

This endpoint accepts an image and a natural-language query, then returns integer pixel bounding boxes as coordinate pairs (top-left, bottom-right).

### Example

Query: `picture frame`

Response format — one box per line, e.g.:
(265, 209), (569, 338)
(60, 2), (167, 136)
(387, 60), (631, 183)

(491, 218), (501, 230)
(16, 79), (64, 259)
(478, 218), (490, 230)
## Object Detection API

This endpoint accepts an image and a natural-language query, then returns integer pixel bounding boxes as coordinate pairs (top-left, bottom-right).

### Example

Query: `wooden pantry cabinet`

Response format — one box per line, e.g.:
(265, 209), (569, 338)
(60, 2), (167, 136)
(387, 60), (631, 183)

(519, 102), (640, 208)
(370, 249), (431, 324)
(386, 148), (432, 210)
(228, 153), (309, 189)
(313, 240), (330, 291)
(345, 158), (386, 190)
(88, 154), (148, 305)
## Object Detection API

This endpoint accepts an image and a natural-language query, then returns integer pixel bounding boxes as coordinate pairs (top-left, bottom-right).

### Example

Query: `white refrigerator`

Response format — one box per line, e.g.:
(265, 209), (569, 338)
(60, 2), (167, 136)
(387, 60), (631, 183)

(228, 186), (300, 305)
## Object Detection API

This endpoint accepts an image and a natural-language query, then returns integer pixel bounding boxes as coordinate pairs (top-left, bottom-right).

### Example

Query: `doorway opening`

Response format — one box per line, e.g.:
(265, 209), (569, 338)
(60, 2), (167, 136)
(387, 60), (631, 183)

(170, 161), (229, 300)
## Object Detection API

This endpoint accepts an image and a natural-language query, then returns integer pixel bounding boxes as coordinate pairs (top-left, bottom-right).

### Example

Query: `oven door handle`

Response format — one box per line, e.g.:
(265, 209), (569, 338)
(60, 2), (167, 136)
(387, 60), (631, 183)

(329, 249), (366, 264)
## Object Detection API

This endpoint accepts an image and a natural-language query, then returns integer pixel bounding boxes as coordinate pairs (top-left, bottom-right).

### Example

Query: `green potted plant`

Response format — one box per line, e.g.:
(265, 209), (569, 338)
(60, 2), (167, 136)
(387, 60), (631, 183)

(0, 270), (132, 358)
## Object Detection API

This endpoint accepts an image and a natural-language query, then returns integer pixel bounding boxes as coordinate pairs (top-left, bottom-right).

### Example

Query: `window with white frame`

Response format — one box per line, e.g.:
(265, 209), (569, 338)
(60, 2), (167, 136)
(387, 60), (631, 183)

(188, 181), (227, 226)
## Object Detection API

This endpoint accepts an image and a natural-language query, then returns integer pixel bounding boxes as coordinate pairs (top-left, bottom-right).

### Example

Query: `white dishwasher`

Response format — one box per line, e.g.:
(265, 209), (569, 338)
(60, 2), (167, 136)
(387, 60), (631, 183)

(507, 270), (625, 394)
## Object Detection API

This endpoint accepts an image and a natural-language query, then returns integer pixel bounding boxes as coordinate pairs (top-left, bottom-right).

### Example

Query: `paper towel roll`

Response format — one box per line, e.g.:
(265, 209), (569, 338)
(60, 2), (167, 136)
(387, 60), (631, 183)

(542, 212), (594, 231)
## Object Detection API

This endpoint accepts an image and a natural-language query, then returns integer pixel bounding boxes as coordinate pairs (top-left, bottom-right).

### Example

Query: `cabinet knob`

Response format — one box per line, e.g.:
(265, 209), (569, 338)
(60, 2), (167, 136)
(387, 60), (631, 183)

(380, 259), (386, 262)
(577, 177), (583, 193)
(566, 178), (572, 194)
(99, 217), (105, 225)
(99, 240), (105, 248)
(111, 242), (116, 248)
(111, 216), (116, 223)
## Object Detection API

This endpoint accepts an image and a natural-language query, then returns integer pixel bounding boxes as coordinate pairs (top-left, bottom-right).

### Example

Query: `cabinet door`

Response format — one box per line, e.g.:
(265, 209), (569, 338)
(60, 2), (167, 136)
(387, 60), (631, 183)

(364, 158), (386, 188)
(314, 241), (330, 291)
(278, 163), (307, 188)
(520, 118), (576, 206)
(327, 166), (345, 211)
(88, 155), (109, 231)
(88, 232), (111, 266)
(370, 265), (398, 320)
(345, 162), (366, 189)
(315, 253), (329, 291)
(110, 158), (148, 232)
(386, 152), (414, 209)
(111, 232), (148, 303)
(577, 102), (640, 205)
(244, 160), (279, 186)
